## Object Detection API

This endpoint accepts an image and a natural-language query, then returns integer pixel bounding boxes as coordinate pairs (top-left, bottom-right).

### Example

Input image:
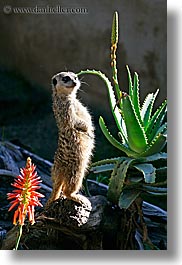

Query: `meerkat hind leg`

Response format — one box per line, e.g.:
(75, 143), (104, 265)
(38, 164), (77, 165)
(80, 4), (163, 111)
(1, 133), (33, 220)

(46, 181), (63, 207)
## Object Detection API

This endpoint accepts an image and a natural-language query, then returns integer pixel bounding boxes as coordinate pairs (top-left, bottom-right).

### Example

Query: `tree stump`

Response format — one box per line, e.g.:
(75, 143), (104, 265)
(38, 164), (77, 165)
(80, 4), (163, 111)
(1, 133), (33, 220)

(2, 194), (141, 250)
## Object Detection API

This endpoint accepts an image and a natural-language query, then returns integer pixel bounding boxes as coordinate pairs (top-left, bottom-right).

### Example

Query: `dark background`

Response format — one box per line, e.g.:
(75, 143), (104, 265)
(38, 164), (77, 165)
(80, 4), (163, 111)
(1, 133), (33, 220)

(0, 0), (167, 161)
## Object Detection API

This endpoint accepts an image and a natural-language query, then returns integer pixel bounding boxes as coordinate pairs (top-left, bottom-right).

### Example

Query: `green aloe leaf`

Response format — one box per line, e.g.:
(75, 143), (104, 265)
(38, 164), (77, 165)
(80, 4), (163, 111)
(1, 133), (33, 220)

(77, 70), (127, 143)
(140, 134), (166, 157)
(108, 158), (135, 204)
(132, 72), (143, 124)
(119, 189), (141, 209)
(147, 106), (167, 143)
(141, 93), (153, 121)
(142, 186), (167, 193)
(91, 164), (115, 174)
(137, 152), (167, 163)
(145, 191), (167, 196)
(91, 157), (121, 167)
(99, 116), (137, 157)
(122, 95), (148, 153)
(146, 99), (167, 139)
(152, 122), (167, 140)
(126, 65), (133, 100)
(133, 163), (156, 183)
(141, 89), (159, 127)
(127, 176), (143, 183)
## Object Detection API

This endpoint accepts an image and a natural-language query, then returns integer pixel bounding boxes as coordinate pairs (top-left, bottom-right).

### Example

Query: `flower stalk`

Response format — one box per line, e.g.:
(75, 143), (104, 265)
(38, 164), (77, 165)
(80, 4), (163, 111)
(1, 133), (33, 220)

(15, 225), (23, 250)
(111, 11), (121, 103)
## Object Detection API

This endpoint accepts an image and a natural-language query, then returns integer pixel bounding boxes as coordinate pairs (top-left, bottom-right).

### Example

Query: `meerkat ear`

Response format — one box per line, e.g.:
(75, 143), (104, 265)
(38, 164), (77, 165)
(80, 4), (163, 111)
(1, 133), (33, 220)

(52, 78), (57, 87)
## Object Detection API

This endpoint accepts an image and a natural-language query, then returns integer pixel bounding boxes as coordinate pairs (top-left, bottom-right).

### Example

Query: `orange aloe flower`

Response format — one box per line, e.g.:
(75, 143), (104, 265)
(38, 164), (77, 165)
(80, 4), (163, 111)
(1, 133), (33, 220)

(7, 157), (44, 226)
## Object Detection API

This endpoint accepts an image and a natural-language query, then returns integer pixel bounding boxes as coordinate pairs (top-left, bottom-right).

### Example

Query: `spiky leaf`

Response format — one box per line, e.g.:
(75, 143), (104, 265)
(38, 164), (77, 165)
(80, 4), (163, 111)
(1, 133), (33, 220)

(99, 116), (137, 157)
(137, 152), (167, 163)
(133, 163), (156, 183)
(127, 176), (143, 183)
(142, 186), (167, 193)
(146, 100), (167, 139)
(141, 93), (154, 121)
(140, 134), (166, 157)
(91, 164), (115, 174)
(77, 70), (127, 142)
(122, 95), (148, 153)
(126, 65), (133, 99)
(141, 89), (159, 127)
(119, 189), (141, 209)
(145, 192), (167, 196)
(152, 122), (167, 141)
(91, 157), (122, 167)
(132, 72), (142, 124)
(147, 105), (167, 143)
(108, 158), (134, 203)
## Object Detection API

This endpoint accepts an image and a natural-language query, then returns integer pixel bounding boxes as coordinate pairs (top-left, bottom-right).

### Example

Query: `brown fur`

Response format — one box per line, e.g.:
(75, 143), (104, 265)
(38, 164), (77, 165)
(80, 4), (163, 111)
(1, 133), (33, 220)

(46, 72), (94, 207)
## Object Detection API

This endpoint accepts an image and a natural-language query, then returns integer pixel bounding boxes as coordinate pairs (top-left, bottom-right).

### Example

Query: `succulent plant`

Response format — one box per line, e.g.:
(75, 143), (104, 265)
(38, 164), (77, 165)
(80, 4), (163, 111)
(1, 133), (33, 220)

(78, 11), (167, 159)
(77, 12), (167, 209)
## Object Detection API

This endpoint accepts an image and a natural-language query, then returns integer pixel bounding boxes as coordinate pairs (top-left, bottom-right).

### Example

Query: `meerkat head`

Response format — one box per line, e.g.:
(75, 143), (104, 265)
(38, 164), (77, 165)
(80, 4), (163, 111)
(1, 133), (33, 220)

(52, 71), (80, 95)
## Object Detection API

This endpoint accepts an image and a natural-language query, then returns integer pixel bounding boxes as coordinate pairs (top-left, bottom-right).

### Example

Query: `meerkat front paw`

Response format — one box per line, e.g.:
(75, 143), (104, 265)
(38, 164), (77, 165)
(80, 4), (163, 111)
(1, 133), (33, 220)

(75, 120), (88, 133)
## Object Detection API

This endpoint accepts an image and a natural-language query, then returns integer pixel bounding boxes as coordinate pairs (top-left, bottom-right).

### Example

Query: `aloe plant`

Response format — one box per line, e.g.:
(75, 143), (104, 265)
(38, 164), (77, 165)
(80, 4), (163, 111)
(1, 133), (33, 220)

(77, 12), (167, 209)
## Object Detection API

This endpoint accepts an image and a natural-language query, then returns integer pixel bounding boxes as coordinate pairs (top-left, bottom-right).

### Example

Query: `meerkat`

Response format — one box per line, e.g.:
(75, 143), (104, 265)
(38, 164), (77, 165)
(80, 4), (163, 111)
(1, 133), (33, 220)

(46, 71), (94, 208)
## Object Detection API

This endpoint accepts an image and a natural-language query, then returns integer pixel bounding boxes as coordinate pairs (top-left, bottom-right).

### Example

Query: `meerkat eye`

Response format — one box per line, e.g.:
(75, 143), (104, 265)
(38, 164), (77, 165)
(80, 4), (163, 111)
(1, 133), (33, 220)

(62, 76), (71, 83)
